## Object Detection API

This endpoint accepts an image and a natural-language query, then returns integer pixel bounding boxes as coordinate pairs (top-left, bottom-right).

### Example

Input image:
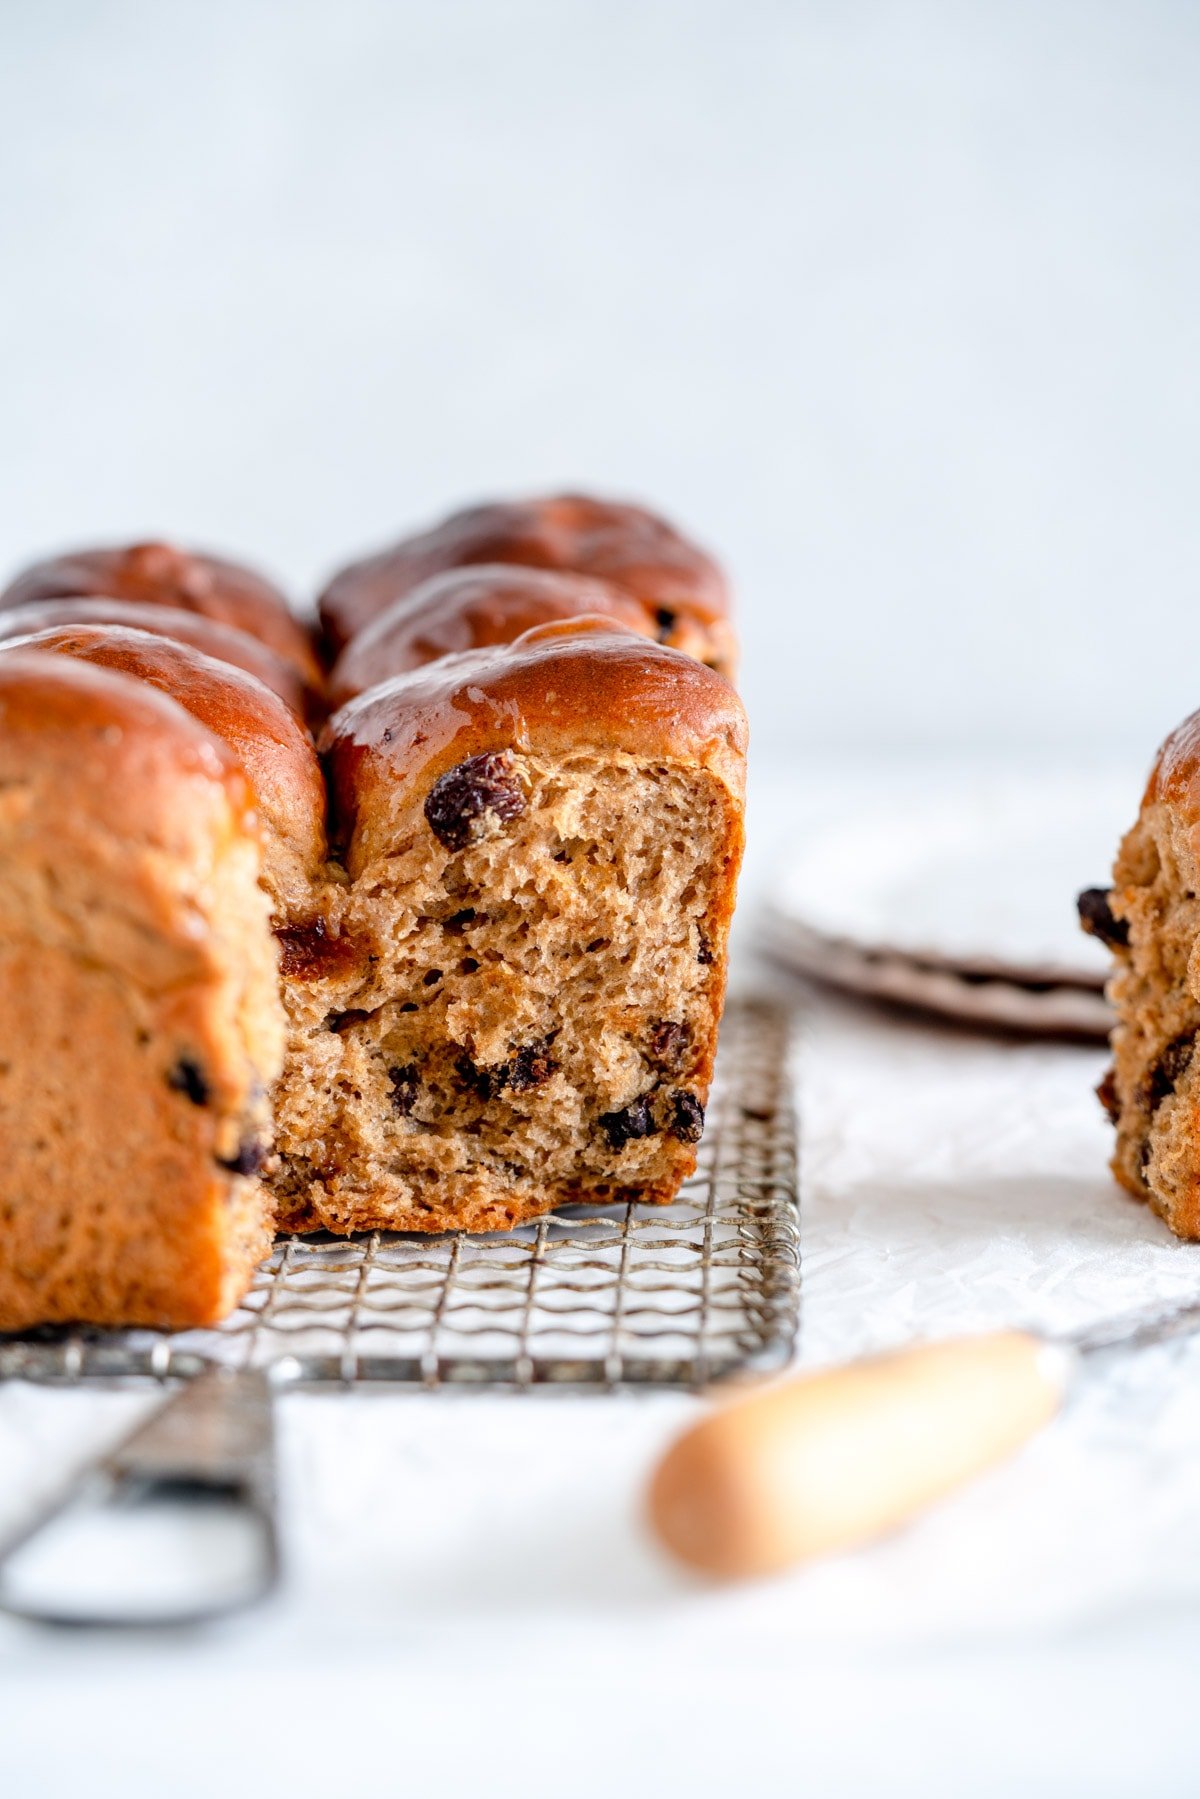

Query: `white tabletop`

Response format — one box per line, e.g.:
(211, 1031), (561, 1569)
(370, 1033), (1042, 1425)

(3, 760), (1200, 1799)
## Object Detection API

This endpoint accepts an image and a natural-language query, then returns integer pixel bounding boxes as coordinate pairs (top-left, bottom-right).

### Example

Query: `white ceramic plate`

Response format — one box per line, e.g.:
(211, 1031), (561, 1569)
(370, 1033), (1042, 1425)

(760, 911), (1112, 1039)
(764, 774), (1138, 990)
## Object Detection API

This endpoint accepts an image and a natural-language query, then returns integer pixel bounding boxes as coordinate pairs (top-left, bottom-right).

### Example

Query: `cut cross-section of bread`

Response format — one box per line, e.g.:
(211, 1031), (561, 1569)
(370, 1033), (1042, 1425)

(273, 623), (747, 1231)
(1085, 710), (1200, 1237)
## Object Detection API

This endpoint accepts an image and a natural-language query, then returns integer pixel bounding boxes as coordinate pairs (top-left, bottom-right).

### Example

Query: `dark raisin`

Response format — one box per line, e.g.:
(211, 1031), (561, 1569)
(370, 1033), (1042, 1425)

(456, 1054), (507, 1101)
(599, 1097), (658, 1150)
(444, 908), (477, 934)
(697, 930), (714, 966)
(1096, 1066), (1120, 1123)
(668, 1091), (705, 1144)
(167, 1058), (210, 1107)
(424, 968), (443, 986)
(1143, 1031), (1197, 1113)
(387, 1065), (420, 1116)
(655, 607), (677, 641)
(327, 1009), (369, 1033)
(424, 751), (526, 852)
(275, 917), (362, 980)
(219, 1139), (267, 1177)
(649, 1020), (689, 1072)
(509, 1040), (556, 1092)
(1077, 888), (1129, 950)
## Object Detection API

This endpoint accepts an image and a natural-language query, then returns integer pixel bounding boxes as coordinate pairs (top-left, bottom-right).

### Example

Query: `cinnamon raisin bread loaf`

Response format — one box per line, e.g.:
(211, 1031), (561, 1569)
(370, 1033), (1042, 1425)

(0, 598), (310, 718)
(317, 493), (736, 676)
(326, 566), (658, 710)
(0, 540), (322, 696)
(0, 495), (745, 1327)
(1082, 712), (1200, 1237)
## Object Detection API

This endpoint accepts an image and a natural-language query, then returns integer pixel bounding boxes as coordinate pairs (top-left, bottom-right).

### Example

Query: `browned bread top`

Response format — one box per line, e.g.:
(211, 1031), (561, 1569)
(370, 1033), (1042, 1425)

(0, 625), (327, 905)
(325, 565), (658, 708)
(322, 619), (748, 873)
(0, 597), (309, 718)
(0, 649), (260, 860)
(1141, 711), (1200, 819)
(317, 494), (732, 661)
(0, 540), (321, 690)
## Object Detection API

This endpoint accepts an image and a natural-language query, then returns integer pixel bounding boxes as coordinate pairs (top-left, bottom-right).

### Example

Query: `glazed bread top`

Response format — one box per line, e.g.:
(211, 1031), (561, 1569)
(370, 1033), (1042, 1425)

(1143, 711), (1200, 821)
(1, 497), (740, 896)
(322, 620), (749, 875)
(326, 565), (658, 708)
(0, 540), (321, 691)
(317, 494), (732, 659)
(0, 625), (327, 907)
(0, 650), (260, 897)
(0, 597), (308, 717)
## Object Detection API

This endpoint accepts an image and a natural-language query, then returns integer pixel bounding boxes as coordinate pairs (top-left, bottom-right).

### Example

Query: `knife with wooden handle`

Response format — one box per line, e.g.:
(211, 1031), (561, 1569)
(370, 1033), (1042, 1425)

(648, 1298), (1200, 1578)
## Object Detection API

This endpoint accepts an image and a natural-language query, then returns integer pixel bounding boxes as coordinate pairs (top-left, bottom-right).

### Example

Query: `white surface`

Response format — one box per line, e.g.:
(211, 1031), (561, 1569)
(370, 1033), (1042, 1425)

(768, 774), (1137, 982)
(1, 1), (1199, 761)
(5, 763), (1200, 1798)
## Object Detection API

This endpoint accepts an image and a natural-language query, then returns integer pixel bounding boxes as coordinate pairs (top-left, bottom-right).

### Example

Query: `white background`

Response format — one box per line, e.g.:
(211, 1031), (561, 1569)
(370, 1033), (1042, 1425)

(2, 0), (1198, 761)
(4, 7), (1200, 1796)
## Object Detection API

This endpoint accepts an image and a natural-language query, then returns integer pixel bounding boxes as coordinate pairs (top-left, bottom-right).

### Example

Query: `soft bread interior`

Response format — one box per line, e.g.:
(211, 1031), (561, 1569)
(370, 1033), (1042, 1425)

(1107, 805), (1200, 1235)
(270, 751), (739, 1231)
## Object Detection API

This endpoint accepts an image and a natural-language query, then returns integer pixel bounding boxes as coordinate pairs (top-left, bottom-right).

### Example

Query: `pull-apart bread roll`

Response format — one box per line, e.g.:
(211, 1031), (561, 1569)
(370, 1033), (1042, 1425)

(326, 565), (657, 709)
(0, 653), (283, 1331)
(0, 539), (322, 697)
(0, 598), (310, 718)
(1082, 713), (1200, 1238)
(318, 494), (736, 677)
(3, 624), (329, 916)
(278, 621), (746, 1232)
(0, 495), (744, 1326)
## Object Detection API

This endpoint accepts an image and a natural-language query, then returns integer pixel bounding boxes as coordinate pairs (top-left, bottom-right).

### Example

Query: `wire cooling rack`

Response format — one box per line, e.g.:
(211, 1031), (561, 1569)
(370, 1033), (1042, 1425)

(0, 999), (799, 1391)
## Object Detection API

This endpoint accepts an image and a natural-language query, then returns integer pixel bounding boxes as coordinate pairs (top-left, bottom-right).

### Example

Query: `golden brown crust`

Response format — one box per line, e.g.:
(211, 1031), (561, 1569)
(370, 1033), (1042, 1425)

(0, 494), (746, 1317)
(0, 647), (257, 830)
(0, 597), (309, 717)
(0, 624), (328, 908)
(326, 565), (658, 708)
(317, 493), (734, 667)
(1143, 711), (1200, 820)
(1, 539), (321, 690)
(321, 620), (748, 873)
(0, 652), (283, 1329)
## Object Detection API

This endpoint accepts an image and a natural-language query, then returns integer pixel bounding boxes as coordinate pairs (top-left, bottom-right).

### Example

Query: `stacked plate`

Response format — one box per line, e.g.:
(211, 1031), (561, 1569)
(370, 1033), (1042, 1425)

(761, 777), (1136, 1040)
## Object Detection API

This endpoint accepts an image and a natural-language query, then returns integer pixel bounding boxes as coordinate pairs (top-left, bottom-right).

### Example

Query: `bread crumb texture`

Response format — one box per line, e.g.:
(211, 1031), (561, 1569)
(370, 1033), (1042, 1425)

(272, 750), (741, 1231)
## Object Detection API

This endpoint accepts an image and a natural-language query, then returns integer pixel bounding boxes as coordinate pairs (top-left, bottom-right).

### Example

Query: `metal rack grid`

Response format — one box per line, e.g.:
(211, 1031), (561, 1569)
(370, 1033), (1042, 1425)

(0, 999), (799, 1391)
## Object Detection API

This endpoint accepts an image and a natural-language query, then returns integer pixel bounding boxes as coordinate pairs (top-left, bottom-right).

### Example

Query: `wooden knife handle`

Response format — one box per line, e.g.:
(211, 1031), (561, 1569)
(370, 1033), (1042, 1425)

(647, 1331), (1070, 1578)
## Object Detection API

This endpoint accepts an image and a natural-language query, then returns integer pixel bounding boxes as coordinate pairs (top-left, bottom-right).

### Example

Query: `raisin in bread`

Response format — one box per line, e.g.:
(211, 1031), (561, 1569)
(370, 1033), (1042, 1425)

(1082, 710), (1200, 1237)
(0, 495), (745, 1326)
